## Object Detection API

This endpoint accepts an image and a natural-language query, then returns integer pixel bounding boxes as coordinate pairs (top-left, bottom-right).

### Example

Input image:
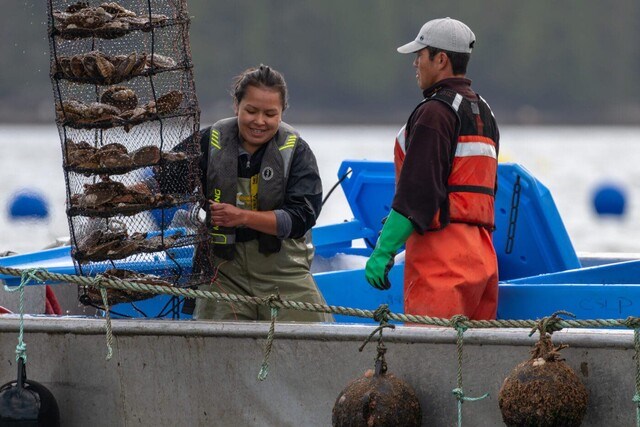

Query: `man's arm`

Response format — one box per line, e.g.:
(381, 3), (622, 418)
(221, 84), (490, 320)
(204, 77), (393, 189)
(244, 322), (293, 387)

(392, 102), (458, 232)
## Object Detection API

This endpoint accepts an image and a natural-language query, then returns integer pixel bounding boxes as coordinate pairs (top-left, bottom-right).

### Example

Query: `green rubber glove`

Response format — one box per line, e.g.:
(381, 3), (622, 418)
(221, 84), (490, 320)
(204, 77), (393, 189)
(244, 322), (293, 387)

(365, 209), (414, 290)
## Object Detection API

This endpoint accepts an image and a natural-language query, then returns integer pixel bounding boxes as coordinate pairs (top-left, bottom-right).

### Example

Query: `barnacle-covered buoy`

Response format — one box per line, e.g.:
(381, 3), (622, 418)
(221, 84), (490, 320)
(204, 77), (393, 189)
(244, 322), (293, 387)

(498, 330), (588, 427)
(332, 368), (421, 427)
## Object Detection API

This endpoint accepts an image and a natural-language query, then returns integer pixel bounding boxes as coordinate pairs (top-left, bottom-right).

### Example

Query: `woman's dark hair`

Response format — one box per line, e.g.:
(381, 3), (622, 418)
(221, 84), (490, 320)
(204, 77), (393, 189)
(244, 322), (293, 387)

(231, 64), (289, 111)
(426, 46), (470, 76)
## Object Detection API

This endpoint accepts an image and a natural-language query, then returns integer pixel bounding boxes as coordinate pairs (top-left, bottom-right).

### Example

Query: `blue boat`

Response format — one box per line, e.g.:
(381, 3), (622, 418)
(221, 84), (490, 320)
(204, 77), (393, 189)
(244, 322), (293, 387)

(1, 160), (639, 322)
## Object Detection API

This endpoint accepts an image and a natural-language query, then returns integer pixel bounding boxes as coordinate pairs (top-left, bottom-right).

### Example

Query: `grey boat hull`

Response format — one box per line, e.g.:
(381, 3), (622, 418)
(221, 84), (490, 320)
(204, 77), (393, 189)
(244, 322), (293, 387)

(0, 318), (635, 426)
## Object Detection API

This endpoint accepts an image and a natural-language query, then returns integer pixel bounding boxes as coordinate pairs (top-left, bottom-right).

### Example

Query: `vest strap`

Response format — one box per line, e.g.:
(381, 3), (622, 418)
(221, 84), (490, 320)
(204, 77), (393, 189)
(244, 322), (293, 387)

(448, 185), (494, 196)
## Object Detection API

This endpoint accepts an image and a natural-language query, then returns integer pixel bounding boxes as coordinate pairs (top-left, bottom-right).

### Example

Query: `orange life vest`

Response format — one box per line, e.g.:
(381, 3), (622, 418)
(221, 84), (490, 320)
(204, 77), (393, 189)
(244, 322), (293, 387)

(394, 88), (498, 230)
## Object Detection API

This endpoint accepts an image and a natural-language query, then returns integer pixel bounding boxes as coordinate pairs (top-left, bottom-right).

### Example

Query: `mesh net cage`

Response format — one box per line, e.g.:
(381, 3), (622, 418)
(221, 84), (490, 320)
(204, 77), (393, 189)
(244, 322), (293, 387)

(46, 0), (208, 311)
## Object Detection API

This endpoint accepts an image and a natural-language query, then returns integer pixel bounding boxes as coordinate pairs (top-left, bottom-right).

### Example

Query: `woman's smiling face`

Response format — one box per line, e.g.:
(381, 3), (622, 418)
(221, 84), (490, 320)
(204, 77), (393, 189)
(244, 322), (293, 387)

(234, 85), (283, 154)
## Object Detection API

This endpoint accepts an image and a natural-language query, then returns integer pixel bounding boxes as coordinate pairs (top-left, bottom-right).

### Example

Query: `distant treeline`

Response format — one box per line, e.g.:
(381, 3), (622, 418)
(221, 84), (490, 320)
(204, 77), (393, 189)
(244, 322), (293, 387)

(3, 1), (640, 125)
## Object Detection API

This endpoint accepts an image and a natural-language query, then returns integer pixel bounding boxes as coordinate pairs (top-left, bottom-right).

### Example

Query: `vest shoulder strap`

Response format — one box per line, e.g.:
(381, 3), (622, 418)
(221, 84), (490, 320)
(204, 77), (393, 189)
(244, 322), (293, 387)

(274, 121), (298, 179)
(210, 117), (237, 153)
(429, 88), (466, 115)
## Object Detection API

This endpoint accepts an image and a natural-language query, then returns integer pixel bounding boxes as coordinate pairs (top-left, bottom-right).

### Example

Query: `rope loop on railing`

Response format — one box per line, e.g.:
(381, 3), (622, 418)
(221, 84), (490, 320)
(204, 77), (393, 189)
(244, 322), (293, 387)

(258, 290), (282, 381)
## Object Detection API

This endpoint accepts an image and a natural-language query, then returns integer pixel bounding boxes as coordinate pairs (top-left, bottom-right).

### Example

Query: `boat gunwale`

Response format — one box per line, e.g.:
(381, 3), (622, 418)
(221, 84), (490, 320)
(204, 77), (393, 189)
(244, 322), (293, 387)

(0, 315), (633, 349)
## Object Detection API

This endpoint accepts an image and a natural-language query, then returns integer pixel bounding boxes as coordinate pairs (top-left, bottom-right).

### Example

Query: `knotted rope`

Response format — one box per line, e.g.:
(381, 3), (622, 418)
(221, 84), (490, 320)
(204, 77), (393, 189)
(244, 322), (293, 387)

(3, 269), (47, 364)
(0, 265), (630, 329)
(258, 291), (282, 381)
(528, 310), (575, 338)
(5, 265), (640, 424)
(96, 276), (114, 361)
(359, 304), (395, 375)
(449, 315), (489, 427)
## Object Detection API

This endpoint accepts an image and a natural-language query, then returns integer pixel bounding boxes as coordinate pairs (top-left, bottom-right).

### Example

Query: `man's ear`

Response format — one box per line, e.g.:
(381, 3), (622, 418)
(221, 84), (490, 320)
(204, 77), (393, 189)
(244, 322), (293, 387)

(439, 52), (449, 70)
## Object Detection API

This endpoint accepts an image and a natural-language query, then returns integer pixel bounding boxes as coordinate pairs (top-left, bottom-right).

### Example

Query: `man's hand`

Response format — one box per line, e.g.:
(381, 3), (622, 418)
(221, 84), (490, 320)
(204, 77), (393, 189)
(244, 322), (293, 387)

(363, 209), (414, 291)
(209, 202), (246, 227)
(365, 250), (395, 290)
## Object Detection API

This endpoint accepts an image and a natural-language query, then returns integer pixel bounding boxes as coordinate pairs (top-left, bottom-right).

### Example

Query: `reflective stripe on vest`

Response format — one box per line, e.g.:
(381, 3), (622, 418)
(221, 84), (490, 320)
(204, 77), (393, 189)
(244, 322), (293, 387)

(279, 134), (297, 179)
(451, 93), (463, 112)
(210, 128), (221, 149)
(449, 135), (497, 194)
(454, 137), (497, 160)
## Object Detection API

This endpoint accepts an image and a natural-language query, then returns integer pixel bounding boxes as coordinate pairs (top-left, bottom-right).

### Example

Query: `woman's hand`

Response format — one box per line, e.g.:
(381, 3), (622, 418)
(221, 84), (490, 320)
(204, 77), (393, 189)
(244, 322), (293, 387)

(208, 201), (278, 235)
(210, 202), (246, 227)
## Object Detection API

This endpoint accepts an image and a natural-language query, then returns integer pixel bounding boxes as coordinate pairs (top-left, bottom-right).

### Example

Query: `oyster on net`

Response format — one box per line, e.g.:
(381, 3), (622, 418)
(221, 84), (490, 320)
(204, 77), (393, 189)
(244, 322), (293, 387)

(146, 53), (177, 70)
(79, 178), (126, 208)
(65, 7), (113, 30)
(101, 86), (138, 111)
(65, 2), (89, 14)
(95, 53), (116, 82)
(99, 2), (136, 18)
(155, 90), (183, 114)
(131, 145), (161, 166)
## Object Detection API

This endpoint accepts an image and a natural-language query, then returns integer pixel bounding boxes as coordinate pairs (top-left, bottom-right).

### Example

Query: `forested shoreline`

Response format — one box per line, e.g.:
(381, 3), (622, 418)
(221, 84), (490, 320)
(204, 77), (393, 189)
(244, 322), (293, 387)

(3, 1), (640, 125)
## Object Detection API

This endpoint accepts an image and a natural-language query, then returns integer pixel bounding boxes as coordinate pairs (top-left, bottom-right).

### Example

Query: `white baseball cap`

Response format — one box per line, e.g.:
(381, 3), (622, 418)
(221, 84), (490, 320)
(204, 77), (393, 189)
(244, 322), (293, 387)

(397, 17), (475, 54)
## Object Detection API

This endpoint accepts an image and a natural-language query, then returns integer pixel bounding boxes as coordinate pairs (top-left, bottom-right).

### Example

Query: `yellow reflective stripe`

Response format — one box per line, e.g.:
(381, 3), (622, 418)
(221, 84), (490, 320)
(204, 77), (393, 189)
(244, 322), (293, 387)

(250, 174), (259, 210)
(209, 232), (227, 244)
(279, 134), (297, 150)
(209, 232), (236, 244)
(210, 129), (221, 149)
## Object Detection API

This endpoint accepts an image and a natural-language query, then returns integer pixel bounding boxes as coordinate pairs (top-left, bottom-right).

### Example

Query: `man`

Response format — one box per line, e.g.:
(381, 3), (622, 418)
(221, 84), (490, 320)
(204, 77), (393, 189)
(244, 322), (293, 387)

(365, 17), (499, 320)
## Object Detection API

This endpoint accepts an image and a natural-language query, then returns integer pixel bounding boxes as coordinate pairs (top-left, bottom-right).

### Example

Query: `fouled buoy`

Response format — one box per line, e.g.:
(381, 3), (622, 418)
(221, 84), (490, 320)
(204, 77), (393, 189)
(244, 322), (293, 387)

(332, 366), (421, 427)
(0, 358), (60, 426)
(498, 328), (588, 426)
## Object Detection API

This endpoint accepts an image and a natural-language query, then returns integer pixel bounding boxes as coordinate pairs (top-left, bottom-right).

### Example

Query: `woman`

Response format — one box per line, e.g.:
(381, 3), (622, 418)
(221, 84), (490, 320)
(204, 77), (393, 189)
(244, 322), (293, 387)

(192, 65), (332, 322)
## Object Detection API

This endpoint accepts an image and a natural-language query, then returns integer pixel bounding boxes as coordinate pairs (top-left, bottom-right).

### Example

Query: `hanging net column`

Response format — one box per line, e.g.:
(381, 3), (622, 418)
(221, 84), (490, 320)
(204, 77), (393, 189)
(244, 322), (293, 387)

(47, 0), (207, 310)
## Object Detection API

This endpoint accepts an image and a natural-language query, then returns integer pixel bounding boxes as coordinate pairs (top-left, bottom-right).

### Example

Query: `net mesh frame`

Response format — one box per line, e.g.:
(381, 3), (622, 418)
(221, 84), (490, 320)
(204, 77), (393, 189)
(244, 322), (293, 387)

(47, 0), (209, 309)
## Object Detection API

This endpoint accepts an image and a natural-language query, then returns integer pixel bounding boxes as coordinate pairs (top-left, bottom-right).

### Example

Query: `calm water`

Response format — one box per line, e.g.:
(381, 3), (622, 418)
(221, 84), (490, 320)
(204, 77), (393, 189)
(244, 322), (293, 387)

(1, 123), (640, 254)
